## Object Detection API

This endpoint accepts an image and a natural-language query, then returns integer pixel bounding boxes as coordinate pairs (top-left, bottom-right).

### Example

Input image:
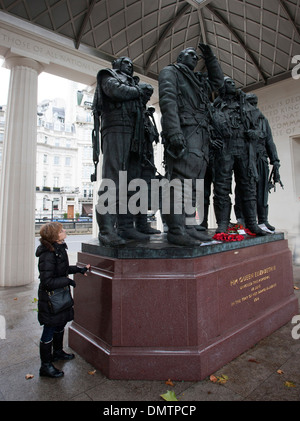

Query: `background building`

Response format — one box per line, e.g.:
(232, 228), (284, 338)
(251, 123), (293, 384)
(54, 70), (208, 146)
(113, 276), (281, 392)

(0, 79), (95, 221)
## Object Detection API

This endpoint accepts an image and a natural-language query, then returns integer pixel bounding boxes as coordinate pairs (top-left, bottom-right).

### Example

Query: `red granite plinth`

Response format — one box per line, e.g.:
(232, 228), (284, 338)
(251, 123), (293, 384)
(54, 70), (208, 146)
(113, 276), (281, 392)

(68, 237), (298, 381)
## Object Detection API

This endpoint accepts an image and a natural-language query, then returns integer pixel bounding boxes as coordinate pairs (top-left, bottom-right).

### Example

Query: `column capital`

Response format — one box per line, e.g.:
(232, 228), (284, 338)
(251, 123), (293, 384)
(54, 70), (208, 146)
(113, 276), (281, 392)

(4, 54), (44, 74)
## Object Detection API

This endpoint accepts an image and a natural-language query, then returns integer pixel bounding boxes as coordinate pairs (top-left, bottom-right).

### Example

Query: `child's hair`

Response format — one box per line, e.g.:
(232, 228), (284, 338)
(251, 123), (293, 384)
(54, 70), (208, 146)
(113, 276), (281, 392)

(39, 222), (63, 251)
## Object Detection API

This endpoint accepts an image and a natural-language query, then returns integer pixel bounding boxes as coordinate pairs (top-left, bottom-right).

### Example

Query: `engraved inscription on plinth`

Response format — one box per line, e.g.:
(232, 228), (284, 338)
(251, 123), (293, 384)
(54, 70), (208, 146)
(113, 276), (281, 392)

(230, 265), (277, 307)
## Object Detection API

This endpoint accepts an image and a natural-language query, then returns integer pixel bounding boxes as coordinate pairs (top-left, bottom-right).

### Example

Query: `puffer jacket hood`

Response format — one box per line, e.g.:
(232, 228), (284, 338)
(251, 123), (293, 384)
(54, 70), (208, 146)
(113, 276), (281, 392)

(35, 242), (68, 257)
(35, 244), (48, 257)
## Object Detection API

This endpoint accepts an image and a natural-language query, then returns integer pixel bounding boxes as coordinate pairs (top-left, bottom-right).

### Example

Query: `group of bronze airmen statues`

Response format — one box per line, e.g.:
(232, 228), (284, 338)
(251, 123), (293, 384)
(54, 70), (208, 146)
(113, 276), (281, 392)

(92, 44), (282, 247)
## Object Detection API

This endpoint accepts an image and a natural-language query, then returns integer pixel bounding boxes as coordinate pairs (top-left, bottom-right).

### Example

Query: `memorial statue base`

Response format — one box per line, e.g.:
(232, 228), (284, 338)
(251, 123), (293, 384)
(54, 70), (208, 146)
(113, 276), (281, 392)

(69, 232), (298, 381)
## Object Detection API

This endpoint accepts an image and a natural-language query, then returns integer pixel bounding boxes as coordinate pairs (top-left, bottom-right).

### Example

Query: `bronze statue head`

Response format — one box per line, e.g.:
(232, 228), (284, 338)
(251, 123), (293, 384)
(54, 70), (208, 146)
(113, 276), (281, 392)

(139, 82), (154, 105)
(218, 76), (236, 98)
(224, 77), (236, 95)
(246, 93), (258, 107)
(177, 47), (199, 71)
(112, 56), (133, 76)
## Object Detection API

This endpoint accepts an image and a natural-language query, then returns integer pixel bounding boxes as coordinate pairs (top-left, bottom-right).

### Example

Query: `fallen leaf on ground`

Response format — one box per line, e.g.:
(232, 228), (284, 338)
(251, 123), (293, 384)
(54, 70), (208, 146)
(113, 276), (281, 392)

(25, 374), (34, 380)
(294, 286), (299, 290)
(88, 370), (96, 375)
(209, 374), (228, 384)
(284, 381), (296, 388)
(217, 374), (229, 384)
(160, 390), (178, 401)
(13, 297), (18, 300)
(248, 358), (260, 364)
(277, 369), (284, 375)
(165, 379), (174, 386)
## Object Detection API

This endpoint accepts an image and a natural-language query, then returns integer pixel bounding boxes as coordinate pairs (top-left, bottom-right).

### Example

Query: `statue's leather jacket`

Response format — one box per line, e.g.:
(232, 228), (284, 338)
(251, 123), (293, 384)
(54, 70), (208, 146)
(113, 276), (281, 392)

(96, 68), (141, 131)
(158, 54), (224, 140)
(212, 96), (250, 156)
(247, 109), (280, 165)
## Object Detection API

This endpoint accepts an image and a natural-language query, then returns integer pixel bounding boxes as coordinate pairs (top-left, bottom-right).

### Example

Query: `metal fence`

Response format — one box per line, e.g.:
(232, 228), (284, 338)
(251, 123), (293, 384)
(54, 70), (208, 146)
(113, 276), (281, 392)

(35, 219), (92, 235)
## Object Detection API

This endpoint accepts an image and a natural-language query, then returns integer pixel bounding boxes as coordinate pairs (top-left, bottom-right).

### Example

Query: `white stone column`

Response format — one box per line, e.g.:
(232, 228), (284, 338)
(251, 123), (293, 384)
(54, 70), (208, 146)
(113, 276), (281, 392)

(0, 56), (43, 286)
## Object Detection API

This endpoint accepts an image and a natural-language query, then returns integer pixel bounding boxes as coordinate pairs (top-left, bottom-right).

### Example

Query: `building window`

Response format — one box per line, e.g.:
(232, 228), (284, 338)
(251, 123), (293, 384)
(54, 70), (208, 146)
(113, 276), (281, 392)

(53, 198), (59, 210)
(82, 165), (94, 180)
(83, 185), (93, 198)
(65, 157), (71, 166)
(83, 146), (92, 159)
(65, 175), (71, 190)
(54, 156), (60, 165)
(43, 196), (49, 210)
(84, 128), (90, 141)
(43, 154), (48, 164)
(53, 176), (59, 188)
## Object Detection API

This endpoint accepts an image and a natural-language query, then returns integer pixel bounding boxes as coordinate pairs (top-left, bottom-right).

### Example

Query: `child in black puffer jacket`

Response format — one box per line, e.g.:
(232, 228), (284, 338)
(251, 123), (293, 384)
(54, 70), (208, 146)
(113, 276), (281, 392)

(36, 222), (90, 378)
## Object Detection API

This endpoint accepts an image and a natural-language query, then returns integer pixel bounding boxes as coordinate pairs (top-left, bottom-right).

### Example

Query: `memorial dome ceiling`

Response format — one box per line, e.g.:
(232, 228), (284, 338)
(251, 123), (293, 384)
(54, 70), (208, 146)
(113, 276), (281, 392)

(0, 0), (299, 90)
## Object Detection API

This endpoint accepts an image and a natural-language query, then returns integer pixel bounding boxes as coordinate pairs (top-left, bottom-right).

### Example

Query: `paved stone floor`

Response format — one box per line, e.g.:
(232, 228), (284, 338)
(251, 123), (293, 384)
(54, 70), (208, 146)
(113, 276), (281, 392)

(0, 240), (299, 402)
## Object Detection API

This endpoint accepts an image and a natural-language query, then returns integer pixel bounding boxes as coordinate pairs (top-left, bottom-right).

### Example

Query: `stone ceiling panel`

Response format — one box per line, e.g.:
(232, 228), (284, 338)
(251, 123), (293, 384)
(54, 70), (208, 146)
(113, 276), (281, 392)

(0, 0), (299, 90)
